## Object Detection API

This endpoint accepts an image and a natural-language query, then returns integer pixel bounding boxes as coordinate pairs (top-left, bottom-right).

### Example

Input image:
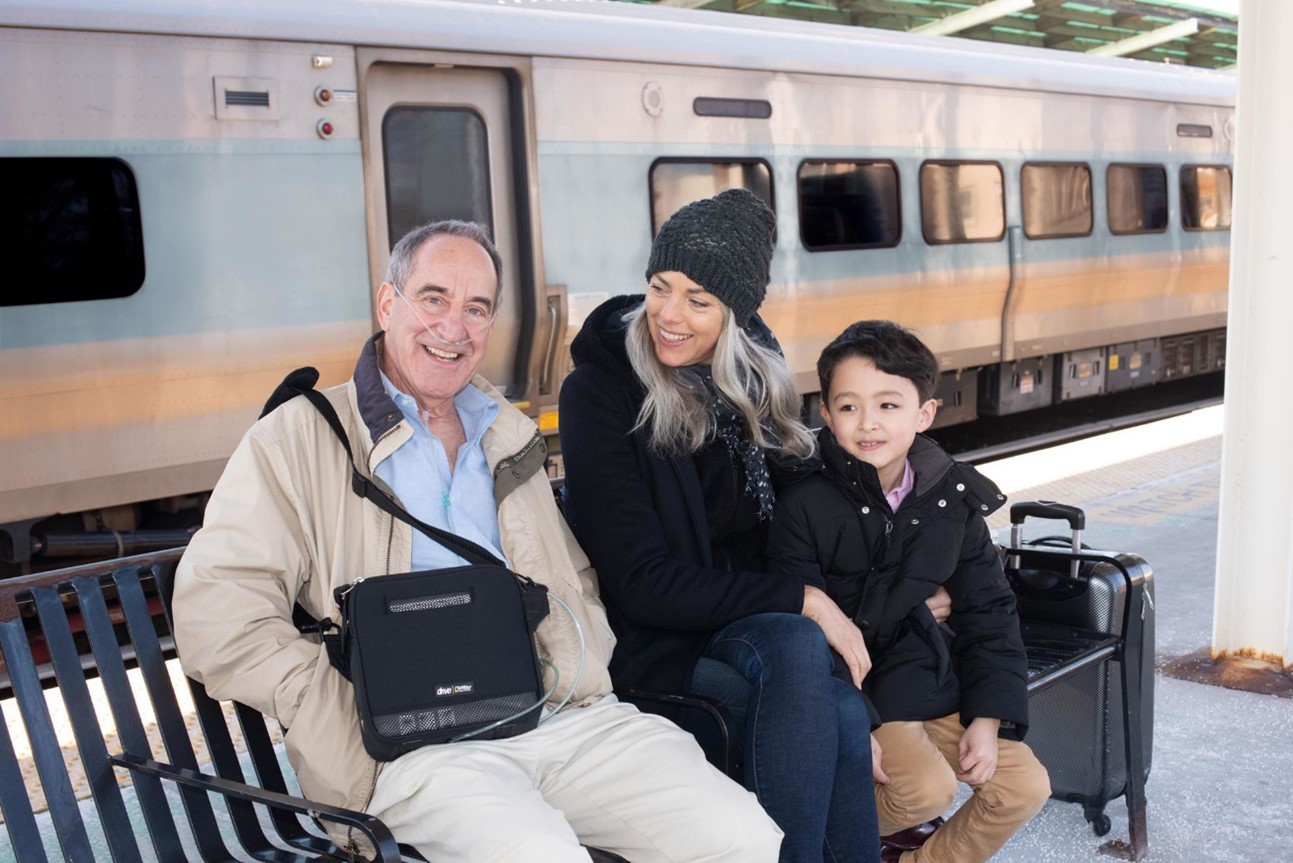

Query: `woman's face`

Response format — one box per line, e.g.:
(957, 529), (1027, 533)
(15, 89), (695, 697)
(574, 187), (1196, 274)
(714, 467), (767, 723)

(644, 271), (726, 368)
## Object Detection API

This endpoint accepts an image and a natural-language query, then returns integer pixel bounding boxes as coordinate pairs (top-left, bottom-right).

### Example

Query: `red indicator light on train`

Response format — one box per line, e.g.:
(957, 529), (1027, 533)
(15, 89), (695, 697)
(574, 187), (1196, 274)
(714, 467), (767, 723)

(316, 119), (335, 139)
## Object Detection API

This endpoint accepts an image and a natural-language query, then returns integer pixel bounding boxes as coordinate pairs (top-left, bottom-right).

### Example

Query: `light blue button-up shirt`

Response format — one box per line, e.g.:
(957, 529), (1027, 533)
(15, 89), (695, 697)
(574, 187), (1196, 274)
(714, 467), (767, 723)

(375, 373), (504, 569)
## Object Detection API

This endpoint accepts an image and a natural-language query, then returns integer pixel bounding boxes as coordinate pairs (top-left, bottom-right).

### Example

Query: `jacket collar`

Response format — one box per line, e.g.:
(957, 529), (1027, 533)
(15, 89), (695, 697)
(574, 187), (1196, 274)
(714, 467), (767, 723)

(352, 332), (404, 443)
(818, 431), (1001, 510)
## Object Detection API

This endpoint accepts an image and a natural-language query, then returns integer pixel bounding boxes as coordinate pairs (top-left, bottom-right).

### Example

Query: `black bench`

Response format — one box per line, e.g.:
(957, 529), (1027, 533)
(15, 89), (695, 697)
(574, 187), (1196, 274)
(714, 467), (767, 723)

(0, 546), (1146, 862)
(0, 551), (628, 862)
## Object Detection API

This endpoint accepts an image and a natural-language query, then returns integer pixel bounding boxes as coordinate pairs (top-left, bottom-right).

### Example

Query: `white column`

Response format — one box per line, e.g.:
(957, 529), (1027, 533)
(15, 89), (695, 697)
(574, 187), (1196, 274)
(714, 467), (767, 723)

(1213, 0), (1293, 669)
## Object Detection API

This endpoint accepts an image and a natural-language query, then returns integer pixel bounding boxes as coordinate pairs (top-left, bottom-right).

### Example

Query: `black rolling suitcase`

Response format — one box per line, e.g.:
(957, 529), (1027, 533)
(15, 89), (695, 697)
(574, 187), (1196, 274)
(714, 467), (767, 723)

(1003, 501), (1154, 859)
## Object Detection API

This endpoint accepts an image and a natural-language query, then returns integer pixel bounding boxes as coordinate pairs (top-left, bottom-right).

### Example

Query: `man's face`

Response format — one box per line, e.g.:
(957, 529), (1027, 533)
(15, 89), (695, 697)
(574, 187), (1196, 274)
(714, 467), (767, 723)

(375, 234), (499, 412)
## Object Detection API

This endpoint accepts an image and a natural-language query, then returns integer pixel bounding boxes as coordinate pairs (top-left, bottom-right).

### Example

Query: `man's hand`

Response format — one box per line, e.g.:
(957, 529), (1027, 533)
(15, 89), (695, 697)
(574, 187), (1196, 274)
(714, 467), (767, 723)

(956, 717), (1001, 785)
(925, 586), (952, 624)
(871, 733), (890, 784)
(801, 585), (871, 687)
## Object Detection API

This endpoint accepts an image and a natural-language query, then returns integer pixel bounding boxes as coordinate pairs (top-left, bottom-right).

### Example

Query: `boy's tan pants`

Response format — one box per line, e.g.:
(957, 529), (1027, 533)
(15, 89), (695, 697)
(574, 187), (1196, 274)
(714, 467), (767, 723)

(874, 713), (1051, 863)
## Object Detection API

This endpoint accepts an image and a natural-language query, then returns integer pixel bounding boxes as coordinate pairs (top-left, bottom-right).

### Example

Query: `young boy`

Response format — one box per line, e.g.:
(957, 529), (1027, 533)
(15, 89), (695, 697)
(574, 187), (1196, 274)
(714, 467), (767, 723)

(767, 320), (1050, 863)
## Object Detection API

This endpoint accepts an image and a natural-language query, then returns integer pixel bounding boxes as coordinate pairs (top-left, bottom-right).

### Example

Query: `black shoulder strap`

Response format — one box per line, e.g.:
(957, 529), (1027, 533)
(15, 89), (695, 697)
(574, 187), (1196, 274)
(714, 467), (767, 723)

(263, 367), (508, 569)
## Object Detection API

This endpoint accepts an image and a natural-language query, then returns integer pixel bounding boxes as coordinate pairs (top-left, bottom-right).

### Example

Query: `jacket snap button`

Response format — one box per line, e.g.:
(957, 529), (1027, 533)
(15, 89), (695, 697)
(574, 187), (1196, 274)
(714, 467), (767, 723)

(937, 499), (947, 507)
(386, 413), (398, 423)
(910, 518), (920, 525)
(512, 469), (522, 479)
(858, 619), (871, 632)
(997, 494), (1005, 500)
(980, 504), (989, 511)
(956, 483), (965, 492)
(861, 506), (870, 514)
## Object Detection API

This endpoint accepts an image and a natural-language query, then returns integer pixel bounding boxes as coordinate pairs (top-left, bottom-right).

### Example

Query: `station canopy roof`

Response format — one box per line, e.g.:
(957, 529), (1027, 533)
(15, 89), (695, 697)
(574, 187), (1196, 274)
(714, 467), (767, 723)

(641, 0), (1239, 69)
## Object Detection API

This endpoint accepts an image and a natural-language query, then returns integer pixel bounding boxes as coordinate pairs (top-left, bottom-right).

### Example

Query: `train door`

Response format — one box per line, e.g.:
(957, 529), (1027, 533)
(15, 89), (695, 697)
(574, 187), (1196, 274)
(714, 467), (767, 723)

(359, 57), (537, 400)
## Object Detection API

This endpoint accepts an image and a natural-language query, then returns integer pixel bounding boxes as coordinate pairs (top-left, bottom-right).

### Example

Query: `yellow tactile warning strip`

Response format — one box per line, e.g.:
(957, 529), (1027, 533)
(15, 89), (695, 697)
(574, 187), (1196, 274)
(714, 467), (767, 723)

(2, 658), (282, 815)
(981, 406), (1223, 531)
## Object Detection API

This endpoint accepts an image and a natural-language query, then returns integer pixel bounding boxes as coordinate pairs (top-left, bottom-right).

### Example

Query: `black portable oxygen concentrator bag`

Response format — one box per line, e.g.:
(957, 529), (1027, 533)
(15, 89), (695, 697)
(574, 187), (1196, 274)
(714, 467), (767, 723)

(264, 368), (551, 761)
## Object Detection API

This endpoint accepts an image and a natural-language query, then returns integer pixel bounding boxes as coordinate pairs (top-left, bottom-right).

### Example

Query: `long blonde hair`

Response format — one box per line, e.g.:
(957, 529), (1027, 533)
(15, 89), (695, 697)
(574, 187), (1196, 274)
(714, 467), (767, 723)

(623, 302), (816, 459)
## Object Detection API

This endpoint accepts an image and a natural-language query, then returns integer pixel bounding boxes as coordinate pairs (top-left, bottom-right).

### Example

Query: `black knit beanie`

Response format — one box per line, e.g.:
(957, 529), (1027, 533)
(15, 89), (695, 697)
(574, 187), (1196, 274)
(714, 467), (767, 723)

(645, 188), (775, 326)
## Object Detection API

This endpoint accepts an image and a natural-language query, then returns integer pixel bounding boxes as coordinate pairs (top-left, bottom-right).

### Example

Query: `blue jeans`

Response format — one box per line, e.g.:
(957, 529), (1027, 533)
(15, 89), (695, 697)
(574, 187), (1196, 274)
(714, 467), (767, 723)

(688, 613), (881, 863)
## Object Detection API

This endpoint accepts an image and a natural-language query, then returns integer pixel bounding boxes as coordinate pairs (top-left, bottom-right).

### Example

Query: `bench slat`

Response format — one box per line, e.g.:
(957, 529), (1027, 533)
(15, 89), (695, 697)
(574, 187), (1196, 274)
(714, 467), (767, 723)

(112, 566), (237, 861)
(71, 573), (189, 861)
(0, 692), (52, 863)
(34, 584), (144, 863)
(0, 615), (96, 861)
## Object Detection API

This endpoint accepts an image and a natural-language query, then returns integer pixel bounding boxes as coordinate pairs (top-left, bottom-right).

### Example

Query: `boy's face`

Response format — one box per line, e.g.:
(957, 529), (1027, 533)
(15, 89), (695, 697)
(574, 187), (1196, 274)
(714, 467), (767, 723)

(820, 355), (937, 493)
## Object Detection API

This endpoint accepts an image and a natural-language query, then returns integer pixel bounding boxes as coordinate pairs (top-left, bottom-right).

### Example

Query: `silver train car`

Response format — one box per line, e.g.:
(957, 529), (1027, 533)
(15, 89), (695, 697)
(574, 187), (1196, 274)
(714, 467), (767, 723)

(0, 0), (1234, 568)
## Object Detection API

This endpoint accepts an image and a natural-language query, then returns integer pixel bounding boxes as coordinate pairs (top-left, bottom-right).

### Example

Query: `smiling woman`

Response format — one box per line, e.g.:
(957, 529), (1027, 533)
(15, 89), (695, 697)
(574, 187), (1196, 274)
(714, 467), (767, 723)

(558, 189), (883, 863)
(643, 271), (725, 368)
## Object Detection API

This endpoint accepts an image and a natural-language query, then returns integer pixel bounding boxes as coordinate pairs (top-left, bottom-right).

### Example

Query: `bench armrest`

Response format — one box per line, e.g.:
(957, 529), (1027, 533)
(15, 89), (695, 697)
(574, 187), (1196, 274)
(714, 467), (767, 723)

(111, 752), (403, 862)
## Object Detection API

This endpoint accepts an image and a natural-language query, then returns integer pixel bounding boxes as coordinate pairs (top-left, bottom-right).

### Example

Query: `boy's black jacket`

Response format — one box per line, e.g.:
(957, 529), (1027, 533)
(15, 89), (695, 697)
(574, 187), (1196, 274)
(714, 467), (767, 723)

(766, 431), (1030, 737)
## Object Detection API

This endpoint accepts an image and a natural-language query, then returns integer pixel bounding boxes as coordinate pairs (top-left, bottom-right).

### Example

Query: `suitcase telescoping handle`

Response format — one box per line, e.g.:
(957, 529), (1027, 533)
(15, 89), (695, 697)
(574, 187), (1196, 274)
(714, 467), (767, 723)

(1008, 500), (1085, 578)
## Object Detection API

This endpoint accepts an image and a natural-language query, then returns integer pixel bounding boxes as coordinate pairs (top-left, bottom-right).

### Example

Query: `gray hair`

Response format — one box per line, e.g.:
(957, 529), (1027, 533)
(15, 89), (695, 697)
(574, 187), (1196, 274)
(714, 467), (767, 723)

(385, 220), (504, 305)
(623, 302), (816, 459)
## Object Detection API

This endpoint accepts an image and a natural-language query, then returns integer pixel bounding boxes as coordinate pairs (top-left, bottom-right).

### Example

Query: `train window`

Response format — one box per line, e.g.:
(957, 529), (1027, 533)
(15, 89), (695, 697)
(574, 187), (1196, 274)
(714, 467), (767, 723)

(382, 107), (493, 246)
(919, 161), (1005, 244)
(1180, 165), (1232, 231)
(1021, 163), (1093, 239)
(797, 160), (901, 251)
(1, 157), (144, 307)
(1107, 164), (1168, 235)
(649, 159), (773, 235)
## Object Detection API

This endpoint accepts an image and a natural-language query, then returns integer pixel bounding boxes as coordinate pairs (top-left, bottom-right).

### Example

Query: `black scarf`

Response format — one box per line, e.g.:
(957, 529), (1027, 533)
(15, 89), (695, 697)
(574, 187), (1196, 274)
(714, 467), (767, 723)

(699, 370), (777, 522)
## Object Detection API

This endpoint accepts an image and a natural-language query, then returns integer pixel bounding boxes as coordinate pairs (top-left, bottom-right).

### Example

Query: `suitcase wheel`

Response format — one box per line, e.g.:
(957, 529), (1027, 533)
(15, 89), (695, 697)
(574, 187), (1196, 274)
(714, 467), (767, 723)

(1083, 805), (1112, 837)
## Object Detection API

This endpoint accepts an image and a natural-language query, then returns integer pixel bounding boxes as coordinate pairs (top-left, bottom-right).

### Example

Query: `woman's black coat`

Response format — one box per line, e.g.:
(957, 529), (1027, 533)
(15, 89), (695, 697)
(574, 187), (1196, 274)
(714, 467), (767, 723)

(558, 295), (805, 703)
(766, 432), (1030, 737)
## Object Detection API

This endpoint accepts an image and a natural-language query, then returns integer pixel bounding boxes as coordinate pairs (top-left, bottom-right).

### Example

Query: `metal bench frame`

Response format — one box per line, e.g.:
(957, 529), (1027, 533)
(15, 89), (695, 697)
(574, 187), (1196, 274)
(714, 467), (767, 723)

(0, 552), (636, 862)
(2, 545), (1148, 861)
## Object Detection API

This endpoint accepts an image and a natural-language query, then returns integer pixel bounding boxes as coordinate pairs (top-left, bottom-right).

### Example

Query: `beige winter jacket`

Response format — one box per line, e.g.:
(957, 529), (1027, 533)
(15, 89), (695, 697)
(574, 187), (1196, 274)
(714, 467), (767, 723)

(172, 334), (616, 844)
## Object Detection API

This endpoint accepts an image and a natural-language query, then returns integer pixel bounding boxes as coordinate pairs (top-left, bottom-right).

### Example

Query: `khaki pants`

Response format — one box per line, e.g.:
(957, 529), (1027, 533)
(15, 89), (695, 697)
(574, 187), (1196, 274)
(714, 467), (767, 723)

(367, 696), (783, 863)
(873, 713), (1051, 863)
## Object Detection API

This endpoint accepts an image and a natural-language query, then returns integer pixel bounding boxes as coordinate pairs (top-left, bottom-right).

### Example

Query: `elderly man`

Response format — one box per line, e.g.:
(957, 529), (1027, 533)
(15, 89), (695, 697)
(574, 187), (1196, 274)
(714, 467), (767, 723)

(173, 221), (782, 863)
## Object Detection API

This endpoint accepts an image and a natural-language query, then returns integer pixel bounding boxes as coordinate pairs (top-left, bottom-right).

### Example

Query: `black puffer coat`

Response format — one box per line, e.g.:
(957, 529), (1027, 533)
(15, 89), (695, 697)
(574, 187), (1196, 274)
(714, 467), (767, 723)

(766, 431), (1030, 737)
(558, 295), (806, 704)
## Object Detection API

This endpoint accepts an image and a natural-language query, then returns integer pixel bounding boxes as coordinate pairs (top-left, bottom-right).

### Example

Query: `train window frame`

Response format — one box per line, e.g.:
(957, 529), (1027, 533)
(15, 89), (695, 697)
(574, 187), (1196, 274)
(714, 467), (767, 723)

(648, 157), (775, 236)
(1106, 163), (1169, 236)
(918, 160), (1007, 246)
(381, 104), (495, 247)
(2, 156), (145, 307)
(1180, 164), (1233, 232)
(796, 159), (902, 252)
(1020, 162), (1094, 240)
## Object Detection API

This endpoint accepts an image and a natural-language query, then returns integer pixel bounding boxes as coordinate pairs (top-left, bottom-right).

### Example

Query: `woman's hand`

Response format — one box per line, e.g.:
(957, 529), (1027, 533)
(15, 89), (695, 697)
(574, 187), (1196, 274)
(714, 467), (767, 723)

(801, 585), (871, 688)
(871, 733), (890, 784)
(925, 586), (952, 624)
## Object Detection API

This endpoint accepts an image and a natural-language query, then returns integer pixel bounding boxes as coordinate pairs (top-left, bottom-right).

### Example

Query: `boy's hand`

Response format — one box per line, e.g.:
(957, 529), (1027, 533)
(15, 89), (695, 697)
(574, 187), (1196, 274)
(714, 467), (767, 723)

(925, 586), (952, 624)
(871, 733), (890, 784)
(956, 717), (1001, 785)
(802, 585), (871, 687)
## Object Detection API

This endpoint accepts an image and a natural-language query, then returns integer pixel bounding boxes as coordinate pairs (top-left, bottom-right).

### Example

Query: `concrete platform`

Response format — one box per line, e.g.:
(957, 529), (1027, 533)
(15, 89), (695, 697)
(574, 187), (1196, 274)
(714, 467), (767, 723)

(974, 404), (1292, 863)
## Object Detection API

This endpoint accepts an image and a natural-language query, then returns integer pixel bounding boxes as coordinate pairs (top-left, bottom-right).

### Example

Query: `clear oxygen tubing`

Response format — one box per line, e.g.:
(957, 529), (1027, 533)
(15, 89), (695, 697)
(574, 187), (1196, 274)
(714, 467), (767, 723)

(446, 589), (586, 743)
